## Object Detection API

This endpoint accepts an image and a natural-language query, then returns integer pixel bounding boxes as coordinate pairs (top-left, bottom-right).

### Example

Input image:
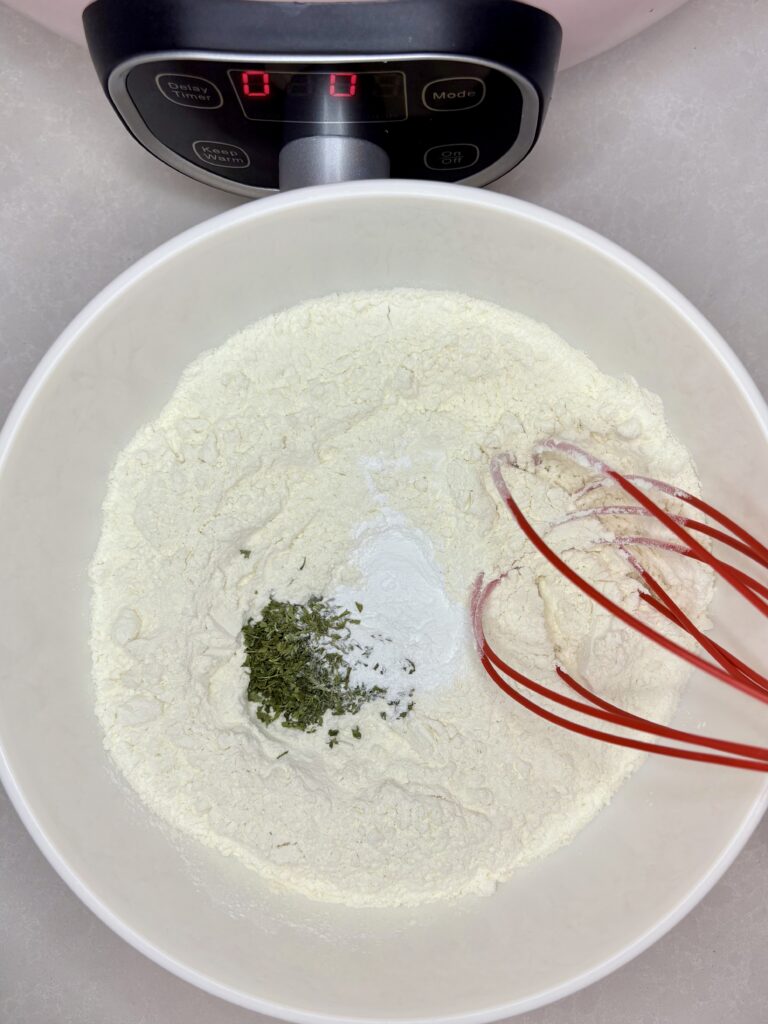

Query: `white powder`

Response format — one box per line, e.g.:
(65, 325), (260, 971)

(90, 289), (711, 908)
(335, 516), (465, 698)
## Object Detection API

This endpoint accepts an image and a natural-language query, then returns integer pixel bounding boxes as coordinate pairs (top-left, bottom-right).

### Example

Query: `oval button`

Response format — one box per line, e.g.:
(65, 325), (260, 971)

(424, 143), (479, 172)
(192, 141), (250, 169)
(156, 74), (223, 109)
(422, 78), (486, 112)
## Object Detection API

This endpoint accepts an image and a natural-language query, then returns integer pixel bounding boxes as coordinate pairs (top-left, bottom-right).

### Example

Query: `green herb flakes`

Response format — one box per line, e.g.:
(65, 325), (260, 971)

(243, 596), (418, 749)
(240, 548), (251, 558)
(243, 596), (388, 735)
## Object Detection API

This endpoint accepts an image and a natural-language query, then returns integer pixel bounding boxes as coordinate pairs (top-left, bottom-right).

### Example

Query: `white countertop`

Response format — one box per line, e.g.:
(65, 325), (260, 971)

(1, 1), (767, 1020)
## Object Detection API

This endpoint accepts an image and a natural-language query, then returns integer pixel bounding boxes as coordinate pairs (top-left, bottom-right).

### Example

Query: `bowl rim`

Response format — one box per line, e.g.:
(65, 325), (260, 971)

(1, 178), (767, 1022)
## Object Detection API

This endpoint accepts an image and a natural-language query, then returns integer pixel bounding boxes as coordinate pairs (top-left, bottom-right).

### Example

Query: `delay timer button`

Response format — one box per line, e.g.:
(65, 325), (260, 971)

(422, 77), (486, 112)
(155, 73), (223, 109)
(192, 141), (250, 169)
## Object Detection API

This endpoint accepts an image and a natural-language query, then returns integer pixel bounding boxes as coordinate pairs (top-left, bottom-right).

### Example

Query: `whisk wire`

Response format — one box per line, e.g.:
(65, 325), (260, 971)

(477, 443), (768, 771)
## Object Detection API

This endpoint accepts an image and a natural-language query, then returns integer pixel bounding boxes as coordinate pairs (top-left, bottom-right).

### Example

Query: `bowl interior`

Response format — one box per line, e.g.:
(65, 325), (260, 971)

(1, 183), (766, 1022)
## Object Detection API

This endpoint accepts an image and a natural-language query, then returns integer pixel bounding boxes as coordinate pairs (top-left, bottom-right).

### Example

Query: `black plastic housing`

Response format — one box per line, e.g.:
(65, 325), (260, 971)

(83, 0), (562, 194)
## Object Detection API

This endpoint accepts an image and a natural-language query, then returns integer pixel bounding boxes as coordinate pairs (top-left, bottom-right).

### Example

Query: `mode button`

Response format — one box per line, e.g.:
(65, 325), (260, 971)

(422, 77), (486, 112)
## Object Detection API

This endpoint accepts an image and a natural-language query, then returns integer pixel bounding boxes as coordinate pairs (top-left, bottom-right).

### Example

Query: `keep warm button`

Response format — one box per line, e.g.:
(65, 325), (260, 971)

(424, 143), (479, 172)
(192, 141), (250, 169)
(422, 77), (486, 112)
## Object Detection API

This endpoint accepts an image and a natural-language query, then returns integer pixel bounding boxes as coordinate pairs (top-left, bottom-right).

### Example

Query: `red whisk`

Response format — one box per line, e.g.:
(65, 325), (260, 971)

(473, 440), (768, 771)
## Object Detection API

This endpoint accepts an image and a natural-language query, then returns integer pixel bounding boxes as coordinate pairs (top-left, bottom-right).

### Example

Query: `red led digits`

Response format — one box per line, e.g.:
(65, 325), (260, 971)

(241, 70), (270, 97)
(329, 72), (358, 98)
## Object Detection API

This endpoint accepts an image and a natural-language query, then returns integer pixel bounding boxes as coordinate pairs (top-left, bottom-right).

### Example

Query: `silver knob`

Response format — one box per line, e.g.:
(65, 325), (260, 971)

(279, 135), (390, 190)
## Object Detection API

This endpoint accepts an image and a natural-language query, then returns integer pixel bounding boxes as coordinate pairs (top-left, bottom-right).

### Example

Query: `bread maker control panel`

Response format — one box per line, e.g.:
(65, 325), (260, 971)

(84, 0), (561, 196)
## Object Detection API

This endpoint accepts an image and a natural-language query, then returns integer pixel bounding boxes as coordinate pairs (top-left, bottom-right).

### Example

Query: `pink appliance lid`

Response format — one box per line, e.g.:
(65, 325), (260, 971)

(6, 0), (689, 70)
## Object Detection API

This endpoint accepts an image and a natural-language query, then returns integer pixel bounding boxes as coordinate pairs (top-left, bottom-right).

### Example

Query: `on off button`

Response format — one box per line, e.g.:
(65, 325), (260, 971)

(422, 77), (486, 112)
(424, 144), (479, 172)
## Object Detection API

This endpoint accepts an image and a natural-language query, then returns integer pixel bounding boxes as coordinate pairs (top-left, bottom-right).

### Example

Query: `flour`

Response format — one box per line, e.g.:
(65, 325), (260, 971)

(90, 289), (711, 908)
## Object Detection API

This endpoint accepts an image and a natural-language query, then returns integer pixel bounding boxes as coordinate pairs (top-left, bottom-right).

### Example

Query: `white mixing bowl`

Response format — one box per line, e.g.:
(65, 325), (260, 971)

(1, 181), (767, 1021)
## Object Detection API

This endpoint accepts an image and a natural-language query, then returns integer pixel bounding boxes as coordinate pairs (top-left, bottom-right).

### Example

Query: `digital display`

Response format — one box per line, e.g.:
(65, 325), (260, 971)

(228, 68), (407, 123)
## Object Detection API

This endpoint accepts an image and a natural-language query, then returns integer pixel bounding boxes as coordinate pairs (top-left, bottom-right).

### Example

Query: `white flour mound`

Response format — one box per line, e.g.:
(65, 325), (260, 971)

(91, 289), (711, 908)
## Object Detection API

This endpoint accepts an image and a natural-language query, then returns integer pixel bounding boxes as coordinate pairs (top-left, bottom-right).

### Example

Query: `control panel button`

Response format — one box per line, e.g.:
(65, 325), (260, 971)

(156, 73), (223, 109)
(422, 78), (486, 112)
(424, 143), (479, 172)
(192, 140), (250, 169)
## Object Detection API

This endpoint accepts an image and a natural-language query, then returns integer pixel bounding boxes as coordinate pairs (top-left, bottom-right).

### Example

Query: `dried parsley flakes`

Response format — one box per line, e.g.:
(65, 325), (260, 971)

(243, 596), (389, 735)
